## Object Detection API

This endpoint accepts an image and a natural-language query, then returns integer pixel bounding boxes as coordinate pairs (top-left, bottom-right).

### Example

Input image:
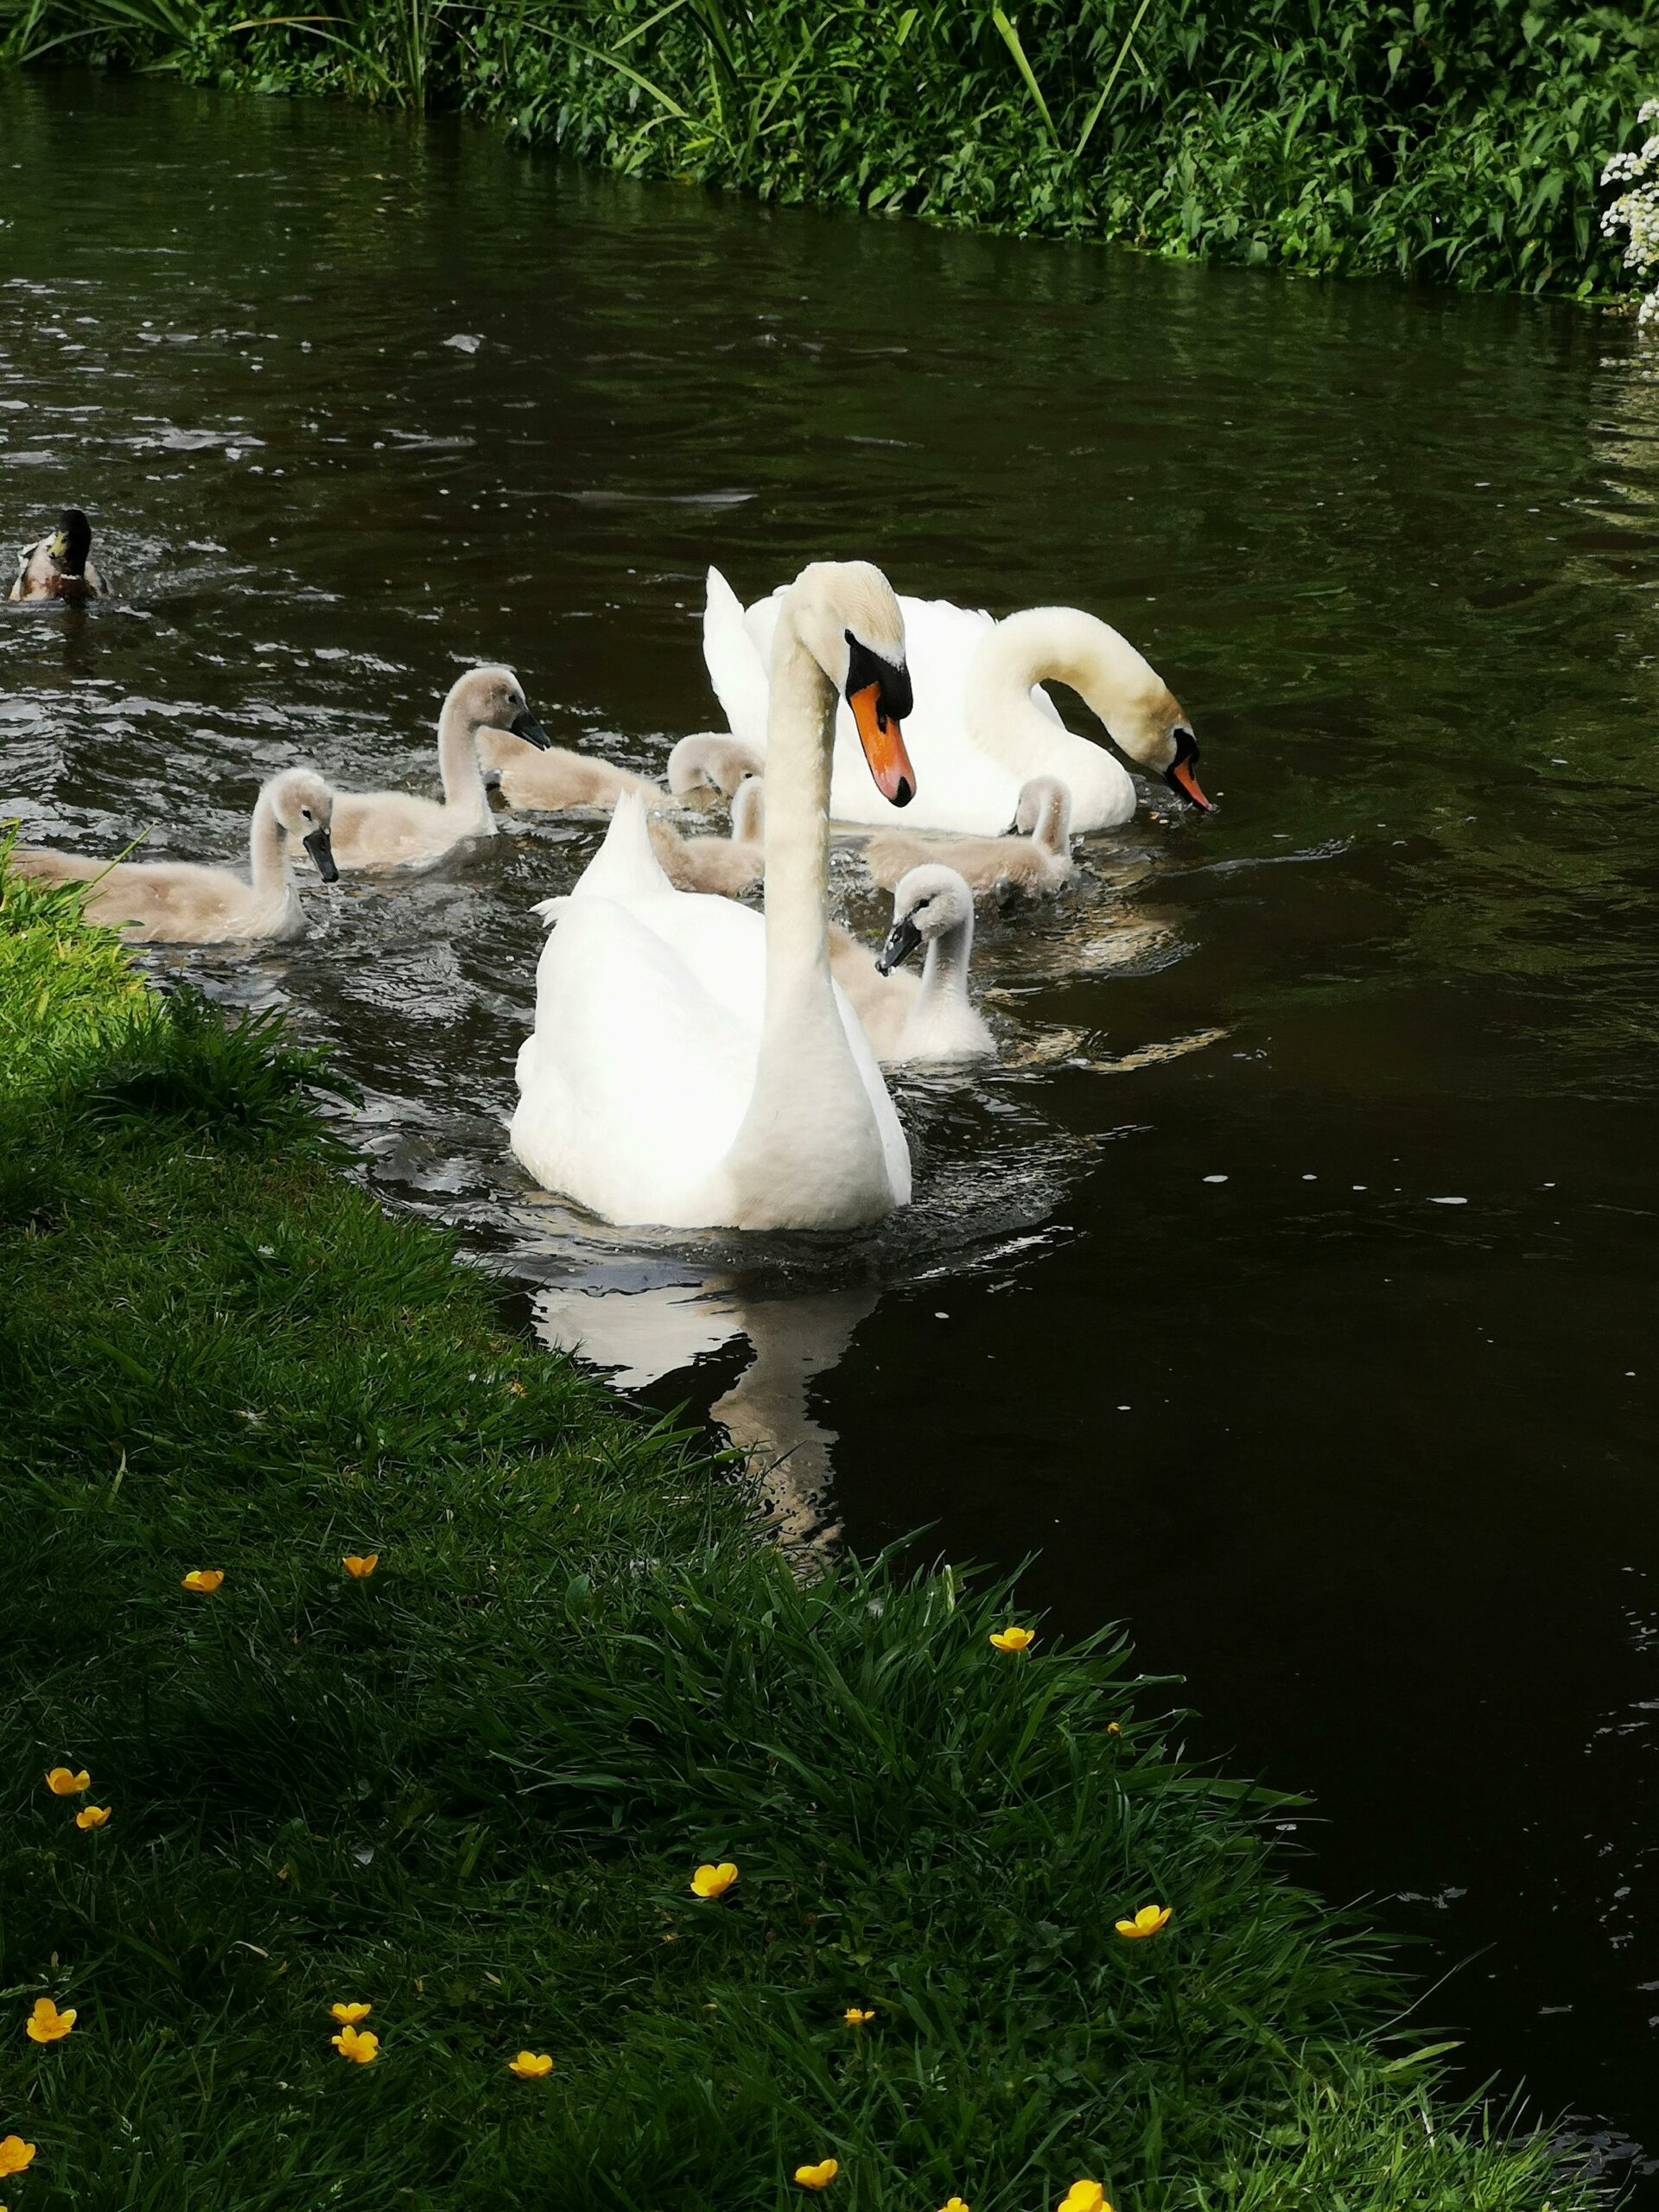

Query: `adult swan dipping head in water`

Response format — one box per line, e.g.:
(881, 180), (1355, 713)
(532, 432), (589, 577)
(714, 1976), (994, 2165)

(702, 565), (1210, 835)
(510, 561), (917, 1231)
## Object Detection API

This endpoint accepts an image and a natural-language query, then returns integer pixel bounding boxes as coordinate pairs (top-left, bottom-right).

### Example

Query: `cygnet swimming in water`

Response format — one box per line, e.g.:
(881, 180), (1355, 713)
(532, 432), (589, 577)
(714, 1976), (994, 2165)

(829, 863), (994, 1064)
(861, 774), (1073, 905)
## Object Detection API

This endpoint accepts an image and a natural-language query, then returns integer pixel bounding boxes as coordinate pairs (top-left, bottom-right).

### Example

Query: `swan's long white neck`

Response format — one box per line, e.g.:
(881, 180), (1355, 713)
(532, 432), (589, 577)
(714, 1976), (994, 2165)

(721, 590), (893, 1225)
(436, 697), (495, 831)
(966, 607), (1160, 774)
(247, 787), (296, 907)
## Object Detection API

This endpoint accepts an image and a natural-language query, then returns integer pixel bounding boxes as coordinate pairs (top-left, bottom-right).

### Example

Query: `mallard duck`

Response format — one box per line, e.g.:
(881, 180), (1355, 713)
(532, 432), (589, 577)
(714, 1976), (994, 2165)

(9, 508), (103, 603)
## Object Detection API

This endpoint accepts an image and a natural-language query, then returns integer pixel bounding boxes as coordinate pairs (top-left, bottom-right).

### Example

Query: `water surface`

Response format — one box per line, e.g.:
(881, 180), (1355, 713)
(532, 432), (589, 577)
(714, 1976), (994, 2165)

(5, 72), (1659, 2187)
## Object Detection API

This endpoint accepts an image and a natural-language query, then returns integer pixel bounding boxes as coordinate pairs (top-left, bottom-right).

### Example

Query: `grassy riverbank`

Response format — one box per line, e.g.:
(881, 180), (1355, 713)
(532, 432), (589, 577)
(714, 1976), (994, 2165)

(6, 0), (1659, 295)
(0, 864), (1592, 2210)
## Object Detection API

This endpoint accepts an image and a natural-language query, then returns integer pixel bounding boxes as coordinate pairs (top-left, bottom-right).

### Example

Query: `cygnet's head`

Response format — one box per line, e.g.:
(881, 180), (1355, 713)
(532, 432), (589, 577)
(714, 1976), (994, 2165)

(1014, 774), (1072, 849)
(668, 733), (761, 800)
(787, 559), (915, 809)
(729, 773), (766, 844)
(876, 863), (974, 976)
(447, 664), (551, 750)
(268, 767), (339, 883)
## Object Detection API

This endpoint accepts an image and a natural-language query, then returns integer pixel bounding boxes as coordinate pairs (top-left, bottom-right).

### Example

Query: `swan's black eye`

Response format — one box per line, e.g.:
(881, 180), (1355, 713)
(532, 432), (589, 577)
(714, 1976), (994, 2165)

(302, 807), (314, 821)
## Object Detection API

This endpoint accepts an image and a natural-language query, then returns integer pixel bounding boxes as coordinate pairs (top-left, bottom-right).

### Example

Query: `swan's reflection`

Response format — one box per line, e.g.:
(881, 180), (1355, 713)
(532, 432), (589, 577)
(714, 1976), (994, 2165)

(531, 1273), (879, 1545)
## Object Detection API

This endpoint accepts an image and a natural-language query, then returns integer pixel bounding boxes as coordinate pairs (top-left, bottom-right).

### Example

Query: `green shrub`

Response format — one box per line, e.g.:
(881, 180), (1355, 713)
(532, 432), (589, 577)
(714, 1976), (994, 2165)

(5, 0), (1657, 292)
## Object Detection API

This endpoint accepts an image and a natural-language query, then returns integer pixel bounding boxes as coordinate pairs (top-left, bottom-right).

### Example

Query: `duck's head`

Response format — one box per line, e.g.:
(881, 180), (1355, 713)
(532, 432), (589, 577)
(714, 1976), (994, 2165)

(877, 863), (975, 974)
(791, 560), (915, 808)
(448, 665), (551, 749)
(270, 767), (340, 883)
(49, 508), (92, 577)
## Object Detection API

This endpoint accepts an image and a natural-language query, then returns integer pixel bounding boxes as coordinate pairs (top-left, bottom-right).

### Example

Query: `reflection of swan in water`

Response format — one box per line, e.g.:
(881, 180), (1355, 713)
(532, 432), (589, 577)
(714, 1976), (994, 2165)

(531, 1274), (877, 1546)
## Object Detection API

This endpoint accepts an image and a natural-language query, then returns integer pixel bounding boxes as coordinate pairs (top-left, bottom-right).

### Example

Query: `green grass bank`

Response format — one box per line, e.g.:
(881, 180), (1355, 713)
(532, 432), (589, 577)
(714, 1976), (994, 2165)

(0, 871), (1599, 2208)
(6, 0), (1659, 295)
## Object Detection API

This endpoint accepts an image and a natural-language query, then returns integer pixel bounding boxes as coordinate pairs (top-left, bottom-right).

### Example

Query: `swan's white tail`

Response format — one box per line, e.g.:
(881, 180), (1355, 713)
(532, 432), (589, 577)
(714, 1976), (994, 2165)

(702, 565), (771, 752)
(570, 791), (673, 902)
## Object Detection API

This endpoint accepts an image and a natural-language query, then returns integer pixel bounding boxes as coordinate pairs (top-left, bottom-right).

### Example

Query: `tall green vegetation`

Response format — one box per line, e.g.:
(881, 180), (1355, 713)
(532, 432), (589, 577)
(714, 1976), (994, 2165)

(6, 0), (1659, 294)
(0, 872), (1601, 2207)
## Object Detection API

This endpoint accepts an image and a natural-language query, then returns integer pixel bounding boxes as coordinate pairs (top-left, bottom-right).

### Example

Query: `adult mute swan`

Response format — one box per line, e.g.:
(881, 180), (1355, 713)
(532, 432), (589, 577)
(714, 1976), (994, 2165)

(829, 864), (994, 1064)
(314, 666), (550, 869)
(861, 773), (1074, 903)
(10, 507), (102, 603)
(13, 767), (338, 943)
(702, 565), (1210, 834)
(510, 561), (916, 1230)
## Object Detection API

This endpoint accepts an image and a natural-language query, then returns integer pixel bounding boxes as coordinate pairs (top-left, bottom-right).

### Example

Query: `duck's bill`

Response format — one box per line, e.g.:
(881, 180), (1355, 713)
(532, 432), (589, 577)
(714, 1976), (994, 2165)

(48, 531), (68, 561)
(849, 684), (916, 808)
(510, 708), (552, 751)
(1165, 756), (1213, 812)
(875, 911), (923, 976)
(303, 825), (340, 884)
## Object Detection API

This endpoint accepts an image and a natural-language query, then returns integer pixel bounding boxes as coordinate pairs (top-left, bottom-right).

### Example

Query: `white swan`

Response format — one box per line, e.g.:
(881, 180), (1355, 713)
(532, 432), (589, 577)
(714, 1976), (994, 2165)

(510, 561), (917, 1230)
(649, 773), (766, 897)
(861, 773), (1073, 904)
(314, 666), (550, 869)
(702, 565), (1210, 834)
(13, 767), (338, 943)
(828, 866), (993, 1064)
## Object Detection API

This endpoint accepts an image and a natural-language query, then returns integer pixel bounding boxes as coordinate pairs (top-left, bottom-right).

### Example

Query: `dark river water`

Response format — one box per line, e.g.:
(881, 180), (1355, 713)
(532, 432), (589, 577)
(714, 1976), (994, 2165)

(6, 69), (1659, 2187)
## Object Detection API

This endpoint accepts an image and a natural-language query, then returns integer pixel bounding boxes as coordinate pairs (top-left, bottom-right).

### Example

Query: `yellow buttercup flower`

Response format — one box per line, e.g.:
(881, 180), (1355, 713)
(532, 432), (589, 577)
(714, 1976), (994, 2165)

(508, 2050), (554, 2079)
(181, 1569), (224, 1593)
(342, 1554), (379, 1580)
(690, 1861), (738, 1899)
(331, 2024), (378, 2063)
(25, 1998), (76, 2044)
(1116, 1904), (1172, 1941)
(1106, 1722), (1122, 1736)
(793, 2159), (839, 2190)
(0, 2135), (36, 2176)
(45, 1767), (89, 1796)
(988, 1624), (1035, 1653)
(329, 2003), (372, 2024)
(938, 2199), (970, 2212)
(842, 2006), (875, 2025)
(1058, 2184), (1111, 2212)
(75, 1804), (111, 1830)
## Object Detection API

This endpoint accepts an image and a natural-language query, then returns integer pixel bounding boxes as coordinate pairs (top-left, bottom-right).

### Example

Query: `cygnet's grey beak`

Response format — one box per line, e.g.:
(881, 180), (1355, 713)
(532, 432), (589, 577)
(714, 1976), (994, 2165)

(303, 824), (340, 884)
(875, 911), (924, 976)
(510, 707), (552, 751)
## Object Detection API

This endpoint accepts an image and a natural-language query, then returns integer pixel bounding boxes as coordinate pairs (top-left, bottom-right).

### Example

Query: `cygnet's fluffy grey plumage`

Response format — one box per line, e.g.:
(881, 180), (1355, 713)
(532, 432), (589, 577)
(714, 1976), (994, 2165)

(649, 773), (765, 898)
(829, 864), (993, 1064)
(315, 666), (551, 869)
(479, 726), (665, 814)
(667, 732), (765, 804)
(861, 773), (1073, 904)
(14, 767), (338, 943)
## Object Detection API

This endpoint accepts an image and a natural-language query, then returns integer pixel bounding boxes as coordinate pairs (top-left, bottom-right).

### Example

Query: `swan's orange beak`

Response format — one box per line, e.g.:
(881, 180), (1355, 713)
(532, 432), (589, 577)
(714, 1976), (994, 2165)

(849, 683), (915, 808)
(1170, 756), (1211, 810)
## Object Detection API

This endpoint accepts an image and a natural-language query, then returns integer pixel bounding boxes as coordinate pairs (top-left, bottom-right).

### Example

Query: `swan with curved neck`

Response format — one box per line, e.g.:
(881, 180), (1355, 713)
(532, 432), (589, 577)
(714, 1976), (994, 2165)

(315, 666), (550, 869)
(702, 567), (1209, 834)
(511, 562), (916, 1230)
(14, 767), (338, 942)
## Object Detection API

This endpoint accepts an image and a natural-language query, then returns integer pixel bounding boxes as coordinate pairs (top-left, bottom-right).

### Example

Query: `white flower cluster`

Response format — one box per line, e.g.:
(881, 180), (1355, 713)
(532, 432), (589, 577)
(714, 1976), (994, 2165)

(1602, 98), (1659, 326)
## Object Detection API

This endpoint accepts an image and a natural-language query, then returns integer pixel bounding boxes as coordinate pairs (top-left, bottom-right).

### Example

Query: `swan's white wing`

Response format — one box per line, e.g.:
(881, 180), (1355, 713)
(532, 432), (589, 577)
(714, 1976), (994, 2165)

(703, 568), (772, 753)
(835, 980), (912, 1205)
(513, 891), (765, 1225)
(742, 587), (784, 671)
(569, 791), (674, 901)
